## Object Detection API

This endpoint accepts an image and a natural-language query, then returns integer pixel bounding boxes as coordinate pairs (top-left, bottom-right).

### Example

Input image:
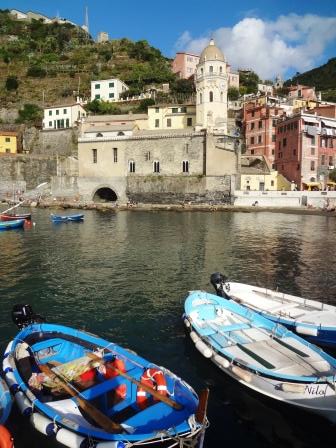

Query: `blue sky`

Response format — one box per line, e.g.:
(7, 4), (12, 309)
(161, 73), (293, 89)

(2, 0), (336, 79)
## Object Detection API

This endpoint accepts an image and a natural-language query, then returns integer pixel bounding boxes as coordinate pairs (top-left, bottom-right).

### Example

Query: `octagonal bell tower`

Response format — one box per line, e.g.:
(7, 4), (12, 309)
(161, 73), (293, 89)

(195, 39), (228, 133)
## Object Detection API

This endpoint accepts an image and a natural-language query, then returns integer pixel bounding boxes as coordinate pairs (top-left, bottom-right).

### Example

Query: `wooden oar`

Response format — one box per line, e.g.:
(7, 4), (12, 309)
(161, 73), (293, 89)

(39, 363), (124, 434)
(87, 352), (183, 410)
(195, 388), (209, 424)
(1, 200), (26, 215)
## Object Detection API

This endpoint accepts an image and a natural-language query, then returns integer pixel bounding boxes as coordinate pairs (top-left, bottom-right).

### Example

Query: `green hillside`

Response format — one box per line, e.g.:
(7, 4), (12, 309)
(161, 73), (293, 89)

(0, 9), (177, 111)
(284, 58), (336, 102)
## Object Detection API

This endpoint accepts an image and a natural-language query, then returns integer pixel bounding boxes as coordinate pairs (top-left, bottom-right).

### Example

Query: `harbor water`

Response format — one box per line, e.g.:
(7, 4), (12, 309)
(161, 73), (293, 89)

(1, 208), (336, 447)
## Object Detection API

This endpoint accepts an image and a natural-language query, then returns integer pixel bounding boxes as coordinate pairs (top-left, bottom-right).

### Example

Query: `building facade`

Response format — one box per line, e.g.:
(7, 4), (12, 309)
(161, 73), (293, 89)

(243, 102), (286, 167)
(90, 79), (129, 102)
(43, 103), (87, 130)
(97, 32), (109, 43)
(147, 104), (196, 130)
(0, 132), (18, 154)
(274, 112), (336, 189)
(172, 52), (200, 79)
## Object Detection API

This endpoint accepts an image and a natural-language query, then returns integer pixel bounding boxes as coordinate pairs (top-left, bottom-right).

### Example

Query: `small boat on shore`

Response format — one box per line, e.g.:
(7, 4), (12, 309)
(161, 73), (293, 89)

(0, 219), (25, 231)
(0, 213), (31, 221)
(210, 273), (336, 347)
(184, 289), (336, 423)
(0, 378), (13, 447)
(4, 304), (208, 448)
(50, 213), (84, 223)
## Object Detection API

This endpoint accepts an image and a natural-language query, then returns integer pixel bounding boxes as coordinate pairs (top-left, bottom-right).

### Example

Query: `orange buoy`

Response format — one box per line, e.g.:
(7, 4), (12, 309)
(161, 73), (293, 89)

(0, 425), (13, 448)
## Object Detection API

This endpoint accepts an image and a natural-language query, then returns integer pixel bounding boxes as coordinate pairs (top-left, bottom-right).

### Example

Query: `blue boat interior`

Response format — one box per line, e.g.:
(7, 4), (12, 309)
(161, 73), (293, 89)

(13, 328), (196, 438)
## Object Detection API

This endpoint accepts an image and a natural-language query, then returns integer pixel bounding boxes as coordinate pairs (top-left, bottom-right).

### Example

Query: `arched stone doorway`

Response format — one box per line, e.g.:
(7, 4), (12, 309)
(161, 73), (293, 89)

(93, 187), (118, 203)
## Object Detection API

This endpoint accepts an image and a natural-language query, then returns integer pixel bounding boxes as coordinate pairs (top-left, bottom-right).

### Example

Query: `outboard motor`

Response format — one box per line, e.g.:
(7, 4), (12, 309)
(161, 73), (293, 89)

(210, 272), (231, 299)
(12, 304), (45, 329)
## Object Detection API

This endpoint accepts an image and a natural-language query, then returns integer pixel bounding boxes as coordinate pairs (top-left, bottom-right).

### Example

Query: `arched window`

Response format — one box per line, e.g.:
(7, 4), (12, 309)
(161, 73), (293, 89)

(153, 160), (160, 173)
(92, 148), (97, 163)
(209, 91), (213, 102)
(96, 132), (103, 137)
(200, 93), (203, 104)
(209, 66), (213, 73)
(220, 92), (223, 102)
(201, 68), (204, 75)
(117, 131), (125, 136)
(129, 160), (135, 173)
(220, 66), (223, 73)
(182, 160), (189, 173)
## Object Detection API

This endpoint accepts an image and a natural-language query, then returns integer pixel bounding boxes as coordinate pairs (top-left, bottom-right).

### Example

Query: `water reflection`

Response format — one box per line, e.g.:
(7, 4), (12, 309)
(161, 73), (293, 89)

(0, 209), (336, 447)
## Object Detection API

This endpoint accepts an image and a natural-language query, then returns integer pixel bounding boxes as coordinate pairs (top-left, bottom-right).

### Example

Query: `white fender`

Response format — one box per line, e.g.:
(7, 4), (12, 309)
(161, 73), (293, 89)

(189, 331), (200, 343)
(213, 354), (230, 369)
(30, 412), (58, 436)
(231, 365), (252, 383)
(296, 326), (318, 337)
(278, 382), (306, 393)
(5, 370), (18, 389)
(195, 340), (213, 358)
(56, 427), (87, 448)
(3, 340), (14, 357)
(15, 391), (33, 416)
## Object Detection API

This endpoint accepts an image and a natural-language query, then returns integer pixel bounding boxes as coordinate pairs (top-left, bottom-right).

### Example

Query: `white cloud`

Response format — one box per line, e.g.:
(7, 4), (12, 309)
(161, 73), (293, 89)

(174, 14), (336, 80)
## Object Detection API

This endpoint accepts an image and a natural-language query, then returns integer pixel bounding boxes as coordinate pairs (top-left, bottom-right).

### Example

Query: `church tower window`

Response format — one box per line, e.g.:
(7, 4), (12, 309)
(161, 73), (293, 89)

(209, 91), (213, 102)
(209, 66), (213, 73)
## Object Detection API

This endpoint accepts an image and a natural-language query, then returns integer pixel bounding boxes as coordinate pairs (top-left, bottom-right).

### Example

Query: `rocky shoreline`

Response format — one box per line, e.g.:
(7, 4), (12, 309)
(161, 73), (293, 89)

(1, 198), (334, 217)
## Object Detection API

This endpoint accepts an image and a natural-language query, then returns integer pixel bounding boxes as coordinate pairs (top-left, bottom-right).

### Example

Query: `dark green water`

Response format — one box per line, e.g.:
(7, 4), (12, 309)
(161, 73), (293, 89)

(1, 209), (336, 447)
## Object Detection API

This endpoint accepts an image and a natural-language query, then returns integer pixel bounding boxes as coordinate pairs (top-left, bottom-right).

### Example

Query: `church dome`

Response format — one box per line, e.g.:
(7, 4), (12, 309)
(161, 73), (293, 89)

(199, 39), (225, 63)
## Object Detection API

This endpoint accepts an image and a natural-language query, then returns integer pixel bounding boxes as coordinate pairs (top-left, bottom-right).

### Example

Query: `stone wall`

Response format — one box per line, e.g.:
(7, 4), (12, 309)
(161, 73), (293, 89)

(25, 128), (78, 156)
(234, 190), (336, 208)
(126, 175), (233, 204)
(0, 154), (57, 192)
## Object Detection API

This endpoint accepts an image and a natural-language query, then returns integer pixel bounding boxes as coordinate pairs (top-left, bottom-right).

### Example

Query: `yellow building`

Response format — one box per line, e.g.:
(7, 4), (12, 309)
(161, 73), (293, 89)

(241, 155), (291, 191)
(0, 132), (18, 154)
(147, 104), (196, 130)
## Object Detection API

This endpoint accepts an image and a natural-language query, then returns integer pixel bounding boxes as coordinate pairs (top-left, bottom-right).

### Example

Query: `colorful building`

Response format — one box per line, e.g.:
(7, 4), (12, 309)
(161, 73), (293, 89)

(274, 112), (336, 189)
(243, 102), (286, 168)
(240, 155), (291, 191)
(0, 131), (18, 154)
(147, 104), (196, 130)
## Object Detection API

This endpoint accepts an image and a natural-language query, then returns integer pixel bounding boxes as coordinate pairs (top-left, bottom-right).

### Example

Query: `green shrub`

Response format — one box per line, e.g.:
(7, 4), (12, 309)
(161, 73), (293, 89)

(5, 76), (19, 91)
(16, 103), (43, 124)
(27, 65), (47, 78)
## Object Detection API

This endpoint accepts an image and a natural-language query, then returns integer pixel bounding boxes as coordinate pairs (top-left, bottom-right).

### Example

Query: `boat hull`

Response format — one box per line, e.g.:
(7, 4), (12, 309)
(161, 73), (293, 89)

(0, 213), (31, 221)
(227, 282), (336, 347)
(3, 322), (206, 448)
(184, 290), (336, 424)
(0, 219), (25, 230)
(50, 214), (84, 223)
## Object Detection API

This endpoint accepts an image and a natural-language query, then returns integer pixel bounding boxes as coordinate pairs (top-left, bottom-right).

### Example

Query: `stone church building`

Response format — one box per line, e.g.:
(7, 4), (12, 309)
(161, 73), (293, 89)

(77, 39), (241, 204)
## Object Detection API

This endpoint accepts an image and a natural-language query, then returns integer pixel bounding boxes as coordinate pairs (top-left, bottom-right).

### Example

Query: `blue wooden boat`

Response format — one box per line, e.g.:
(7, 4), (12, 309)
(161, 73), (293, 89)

(184, 289), (336, 423)
(0, 219), (25, 231)
(50, 213), (84, 223)
(210, 272), (336, 347)
(0, 378), (13, 447)
(3, 305), (207, 448)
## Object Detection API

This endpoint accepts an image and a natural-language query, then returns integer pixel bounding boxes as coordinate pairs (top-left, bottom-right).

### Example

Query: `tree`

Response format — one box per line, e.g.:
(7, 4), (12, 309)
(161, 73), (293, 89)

(329, 169), (336, 183)
(170, 78), (195, 95)
(5, 76), (19, 91)
(228, 87), (239, 101)
(16, 104), (43, 124)
(136, 98), (155, 112)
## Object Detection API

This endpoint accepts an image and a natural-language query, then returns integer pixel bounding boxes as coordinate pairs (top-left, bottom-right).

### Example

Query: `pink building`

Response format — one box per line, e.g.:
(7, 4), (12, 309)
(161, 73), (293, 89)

(172, 52), (200, 79)
(172, 53), (239, 88)
(274, 112), (336, 189)
(243, 102), (285, 167)
(288, 84), (317, 101)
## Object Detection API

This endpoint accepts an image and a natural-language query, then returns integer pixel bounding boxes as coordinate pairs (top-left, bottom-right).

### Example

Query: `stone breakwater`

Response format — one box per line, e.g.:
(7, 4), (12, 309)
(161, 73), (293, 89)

(2, 198), (335, 217)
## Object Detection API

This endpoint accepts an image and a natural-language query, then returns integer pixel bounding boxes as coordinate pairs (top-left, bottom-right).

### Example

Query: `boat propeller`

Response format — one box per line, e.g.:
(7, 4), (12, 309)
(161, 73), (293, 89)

(210, 272), (231, 298)
(11, 304), (45, 329)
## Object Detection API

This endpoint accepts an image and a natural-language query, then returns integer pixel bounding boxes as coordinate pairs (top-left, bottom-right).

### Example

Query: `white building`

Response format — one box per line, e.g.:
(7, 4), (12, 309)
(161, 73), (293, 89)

(10, 9), (28, 20)
(90, 79), (129, 102)
(97, 32), (109, 43)
(195, 39), (228, 132)
(43, 103), (87, 130)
